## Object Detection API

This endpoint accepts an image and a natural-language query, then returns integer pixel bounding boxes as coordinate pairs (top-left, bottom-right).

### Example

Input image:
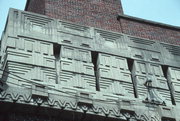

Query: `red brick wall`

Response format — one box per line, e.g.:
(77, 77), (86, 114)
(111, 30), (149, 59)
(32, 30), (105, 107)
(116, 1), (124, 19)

(119, 18), (180, 45)
(45, 0), (123, 32)
(25, 0), (180, 45)
(26, 0), (45, 15)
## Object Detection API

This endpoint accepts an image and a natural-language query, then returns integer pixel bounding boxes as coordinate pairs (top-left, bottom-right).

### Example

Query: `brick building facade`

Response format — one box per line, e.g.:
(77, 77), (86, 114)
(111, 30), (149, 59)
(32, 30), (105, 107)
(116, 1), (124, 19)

(25, 0), (180, 45)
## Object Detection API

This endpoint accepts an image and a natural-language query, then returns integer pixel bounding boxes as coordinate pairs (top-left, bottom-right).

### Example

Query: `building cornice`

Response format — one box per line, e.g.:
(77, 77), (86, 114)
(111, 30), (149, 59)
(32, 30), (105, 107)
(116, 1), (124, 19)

(117, 14), (180, 31)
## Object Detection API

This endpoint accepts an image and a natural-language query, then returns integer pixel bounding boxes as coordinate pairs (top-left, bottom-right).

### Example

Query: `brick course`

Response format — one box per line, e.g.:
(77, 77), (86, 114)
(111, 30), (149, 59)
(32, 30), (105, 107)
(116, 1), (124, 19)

(25, 0), (180, 45)
(45, 0), (123, 32)
(26, 0), (45, 15)
(119, 18), (180, 45)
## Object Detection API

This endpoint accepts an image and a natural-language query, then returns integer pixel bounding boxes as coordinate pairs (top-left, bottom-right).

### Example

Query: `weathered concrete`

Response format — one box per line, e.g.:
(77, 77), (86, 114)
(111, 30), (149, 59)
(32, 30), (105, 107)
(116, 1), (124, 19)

(0, 8), (180, 121)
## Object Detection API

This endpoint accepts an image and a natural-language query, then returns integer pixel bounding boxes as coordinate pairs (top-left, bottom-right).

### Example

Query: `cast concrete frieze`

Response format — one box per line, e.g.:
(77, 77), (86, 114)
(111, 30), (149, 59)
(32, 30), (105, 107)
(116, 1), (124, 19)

(0, 8), (180, 121)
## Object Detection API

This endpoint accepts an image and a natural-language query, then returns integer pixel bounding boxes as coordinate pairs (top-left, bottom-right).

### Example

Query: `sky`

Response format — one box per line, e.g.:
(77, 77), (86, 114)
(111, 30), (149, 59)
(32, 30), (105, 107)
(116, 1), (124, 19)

(0, 0), (180, 36)
(121, 0), (180, 26)
(0, 0), (26, 36)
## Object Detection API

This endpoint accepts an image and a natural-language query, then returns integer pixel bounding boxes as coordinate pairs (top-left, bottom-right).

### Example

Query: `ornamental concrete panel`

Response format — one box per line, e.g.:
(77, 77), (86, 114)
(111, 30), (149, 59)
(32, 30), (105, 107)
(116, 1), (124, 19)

(132, 60), (172, 105)
(60, 46), (92, 63)
(167, 67), (180, 105)
(97, 53), (134, 97)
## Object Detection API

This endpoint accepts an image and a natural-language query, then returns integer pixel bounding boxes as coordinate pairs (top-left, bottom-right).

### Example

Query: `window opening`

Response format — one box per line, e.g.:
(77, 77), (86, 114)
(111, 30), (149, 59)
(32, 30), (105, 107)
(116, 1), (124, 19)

(91, 51), (99, 91)
(127, 58), (137, 98)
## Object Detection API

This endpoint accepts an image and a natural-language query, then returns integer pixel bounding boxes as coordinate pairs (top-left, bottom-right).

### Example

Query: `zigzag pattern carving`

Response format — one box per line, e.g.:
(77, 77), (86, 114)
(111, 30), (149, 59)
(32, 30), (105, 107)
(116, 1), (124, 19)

(0, 88), (165, 121)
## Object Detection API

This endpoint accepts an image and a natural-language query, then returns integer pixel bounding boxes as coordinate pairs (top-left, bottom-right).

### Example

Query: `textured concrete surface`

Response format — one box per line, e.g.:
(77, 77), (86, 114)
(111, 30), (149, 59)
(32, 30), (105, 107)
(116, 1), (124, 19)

(0, 8), (180, 121)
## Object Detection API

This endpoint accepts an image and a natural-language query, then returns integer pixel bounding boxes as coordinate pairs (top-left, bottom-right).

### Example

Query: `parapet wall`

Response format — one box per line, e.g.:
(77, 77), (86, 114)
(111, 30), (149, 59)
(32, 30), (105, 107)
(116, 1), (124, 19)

(26, 0), (123, 33)
(25, 0), (180, 45)
(118, 15), (180, 45)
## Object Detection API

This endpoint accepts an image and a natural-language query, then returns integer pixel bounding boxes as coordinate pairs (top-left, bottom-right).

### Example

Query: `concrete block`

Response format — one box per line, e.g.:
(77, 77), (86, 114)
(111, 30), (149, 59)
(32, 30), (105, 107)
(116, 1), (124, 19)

(132, 61), (147, 75)
(95, 29), (127, 55)
(76, 91), (93, 106)
(149, 63), (164, 77)
(59, 71), (96, 90)
(132, 61), (169, 90)
(19, 12), (54, 40)
(97, 53), (129, 71)
(167, 67), (180, 83)
(4, 61), (56, 85)
(57, 21), (93, 49)
(167, 67), (180, 105)
(98, 77), (134, 97)
(130, 47), (145, 60)
(128, 36), (158, 51)
(97, 65), (132, 83)
(158, 106), (175, 120)
(97, 53), (131, 82)
(148, 51), (162, 62)
(171, 82), (180, 92)
(60, 46), (92, 63)
(6, 36), (54, 56)
(60, 58), (94, 76)
(6, 48), (55, 68)
(128, 36), (162, 62)
(58, 21), (92, 38)
(174, 92), (180, 105)
(161, 43), (180, 67)
(119, 99), (135, 113)
(32, 85), (48, 98)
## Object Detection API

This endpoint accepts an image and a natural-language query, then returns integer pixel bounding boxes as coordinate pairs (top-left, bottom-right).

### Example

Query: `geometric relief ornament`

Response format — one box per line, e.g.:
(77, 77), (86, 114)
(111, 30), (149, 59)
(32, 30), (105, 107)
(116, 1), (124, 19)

(0, 87), (165, 121)
(138, 111), (160, 121)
